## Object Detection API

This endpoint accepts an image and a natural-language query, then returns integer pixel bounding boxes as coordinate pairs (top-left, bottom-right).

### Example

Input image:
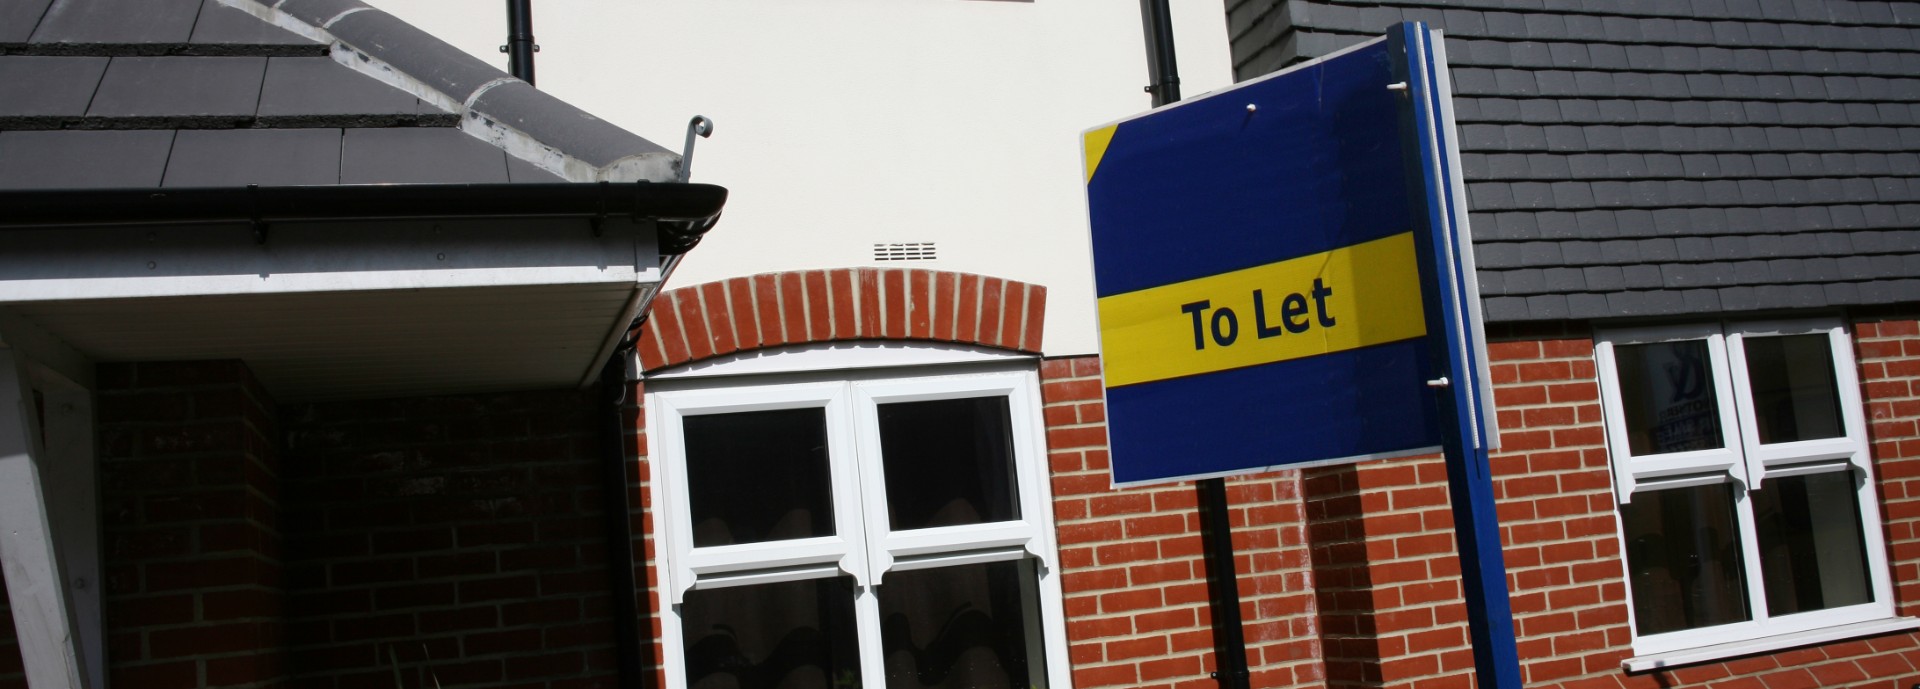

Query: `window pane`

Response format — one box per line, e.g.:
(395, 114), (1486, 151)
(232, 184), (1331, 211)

(684, 408), (835, 547)
(1742, 335), (1846, 444)
(682, 578), (862, 689)
(1615, 340), (1726, 456)
(878, 397), (1020, 530)
(1755, 471), (1873, 615)
(878, 560), (1048, 689)
(1621, 484), (1751, 635)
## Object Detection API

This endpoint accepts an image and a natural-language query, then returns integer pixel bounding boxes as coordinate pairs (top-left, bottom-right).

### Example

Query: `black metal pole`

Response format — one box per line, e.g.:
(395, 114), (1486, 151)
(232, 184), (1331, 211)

(1139, 0), (1180, 105)
(506, 0), (536, 85)
(1196, 477), (1251, 689)
(1136, 3), (1249, 688)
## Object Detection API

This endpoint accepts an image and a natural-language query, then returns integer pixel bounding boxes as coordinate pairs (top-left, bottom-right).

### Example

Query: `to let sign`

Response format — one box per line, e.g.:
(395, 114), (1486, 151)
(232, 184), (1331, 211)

(1083, 29), (1494, 486)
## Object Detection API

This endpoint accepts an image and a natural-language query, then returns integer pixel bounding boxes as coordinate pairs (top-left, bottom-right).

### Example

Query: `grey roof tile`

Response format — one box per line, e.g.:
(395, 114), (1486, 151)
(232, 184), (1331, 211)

(1717, 285), (1757, 311)
(1503, 268), (1547, 294)
(1622, 265), (1664, 288)
(0, 56), (107, 118)
(1575, 212), (1619, 239)
(328, 9), (505, 104)
(1477, 242), (1522, 268)
(1680, 289), (1723, 312)
(1519, 241), (1565, 266)
(1488, 153), (1529, 178)
(467, 82), (672, 168)
(504, 158), (562, 183)
(1511, 181), (1554, 208)
(258, 57), (417, 119)
(1484, 296), (1531, 321)
(1583, 265), (1626, 290)
(189, 0), (318, 46)
(1637, 238), (1677, 262)
(341, 127), (509, 184)
(1536, 211), (1583, 239)
(0, 0), (55, 43)
(1823, 282), (1861, 304)
(0, 130), (173, 188)
(88, 56), (267, 119)
(1526, 294), (1570, 318)
(1566, 293), (1611, 318)
(31, 0), (199, 44)
(161, 128), (343, 187)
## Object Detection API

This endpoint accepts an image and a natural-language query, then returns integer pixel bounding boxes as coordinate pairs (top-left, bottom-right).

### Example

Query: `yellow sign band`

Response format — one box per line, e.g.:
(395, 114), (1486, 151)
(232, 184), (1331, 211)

(1097, 231), (1428, 388)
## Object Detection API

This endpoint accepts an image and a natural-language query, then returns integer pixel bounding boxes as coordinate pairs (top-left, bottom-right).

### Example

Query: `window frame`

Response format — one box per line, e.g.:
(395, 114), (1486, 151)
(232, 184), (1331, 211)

(1595, 318), (1897, 658)
(646, 360), (1071, 689)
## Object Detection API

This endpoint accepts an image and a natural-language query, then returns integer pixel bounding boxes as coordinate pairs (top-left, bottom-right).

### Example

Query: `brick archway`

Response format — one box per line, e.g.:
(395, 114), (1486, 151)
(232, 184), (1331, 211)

(633, 268), (1047, 373)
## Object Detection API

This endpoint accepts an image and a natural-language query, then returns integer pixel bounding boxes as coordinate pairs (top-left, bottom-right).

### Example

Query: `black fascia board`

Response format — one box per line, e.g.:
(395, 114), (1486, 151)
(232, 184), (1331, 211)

(0, 181), (727, 254)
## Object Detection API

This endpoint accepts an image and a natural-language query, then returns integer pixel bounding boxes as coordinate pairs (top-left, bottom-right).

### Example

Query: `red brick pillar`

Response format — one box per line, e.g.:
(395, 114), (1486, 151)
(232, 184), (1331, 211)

(1301, 455), (1474, 689)
(98, 361), (283, 689)
(1855, 315), (1920, 617)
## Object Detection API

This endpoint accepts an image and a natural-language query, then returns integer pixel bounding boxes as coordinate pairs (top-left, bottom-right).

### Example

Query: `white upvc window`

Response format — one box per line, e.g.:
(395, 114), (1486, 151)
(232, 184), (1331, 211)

(1595, 319), (1899, 659)
(647, 362), (1070, 689)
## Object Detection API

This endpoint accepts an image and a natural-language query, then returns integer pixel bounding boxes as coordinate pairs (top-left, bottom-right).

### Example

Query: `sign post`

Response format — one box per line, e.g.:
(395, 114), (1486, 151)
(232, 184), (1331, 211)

(1084, 22), (1520, 689)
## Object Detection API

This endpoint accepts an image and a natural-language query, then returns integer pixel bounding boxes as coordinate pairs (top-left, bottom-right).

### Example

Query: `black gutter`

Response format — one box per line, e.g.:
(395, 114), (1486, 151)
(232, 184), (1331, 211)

(506, 0), (536, 85)
(0, 181), (726, 254)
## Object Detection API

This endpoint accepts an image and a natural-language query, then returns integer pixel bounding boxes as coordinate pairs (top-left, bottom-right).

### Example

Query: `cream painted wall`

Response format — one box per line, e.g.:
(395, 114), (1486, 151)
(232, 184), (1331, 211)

(369, 0), (1234, 356)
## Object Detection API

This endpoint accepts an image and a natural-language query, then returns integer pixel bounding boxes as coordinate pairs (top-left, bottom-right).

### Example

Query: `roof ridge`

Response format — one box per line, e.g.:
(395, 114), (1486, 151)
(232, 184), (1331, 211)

(223, 0), (677, 183)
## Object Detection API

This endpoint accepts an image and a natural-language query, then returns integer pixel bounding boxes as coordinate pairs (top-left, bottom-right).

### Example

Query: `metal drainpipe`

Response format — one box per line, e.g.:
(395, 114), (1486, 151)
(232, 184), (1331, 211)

(1136, 4), (1250, 689)
(599, 351), (649, 688)
(505, 0), (535, 85)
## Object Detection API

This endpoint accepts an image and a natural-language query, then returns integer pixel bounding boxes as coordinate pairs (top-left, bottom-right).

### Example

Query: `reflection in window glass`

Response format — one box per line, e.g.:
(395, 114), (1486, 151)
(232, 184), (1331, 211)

(1616, 340), (1725, 456)
(877, 560), (1047, 689)
(1621, 484), (1750, 635)
(683, 578), (862, 689)
(877, 397), (1020, 530)
(1743, 335), (1845, 445)
(684, 408), (834, 547)
(1755, 471), (1873, 615)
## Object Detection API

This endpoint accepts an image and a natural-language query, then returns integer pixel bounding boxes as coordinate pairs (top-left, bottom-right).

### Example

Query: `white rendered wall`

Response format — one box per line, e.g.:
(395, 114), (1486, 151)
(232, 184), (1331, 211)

(369, 0), (1234, 356)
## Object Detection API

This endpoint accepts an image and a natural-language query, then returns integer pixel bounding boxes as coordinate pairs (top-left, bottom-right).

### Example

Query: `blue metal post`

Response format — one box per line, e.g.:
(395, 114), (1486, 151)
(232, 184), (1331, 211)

(1389, 22), (1526, 689)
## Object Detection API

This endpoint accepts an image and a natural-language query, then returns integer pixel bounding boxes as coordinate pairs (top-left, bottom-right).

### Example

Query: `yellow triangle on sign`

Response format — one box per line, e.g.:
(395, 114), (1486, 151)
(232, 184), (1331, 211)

(1083, 125), (1118, 184)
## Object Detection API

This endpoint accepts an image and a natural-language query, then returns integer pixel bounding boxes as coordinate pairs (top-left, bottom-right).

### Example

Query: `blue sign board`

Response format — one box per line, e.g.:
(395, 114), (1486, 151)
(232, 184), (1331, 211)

(1083, 23), (1519, 689)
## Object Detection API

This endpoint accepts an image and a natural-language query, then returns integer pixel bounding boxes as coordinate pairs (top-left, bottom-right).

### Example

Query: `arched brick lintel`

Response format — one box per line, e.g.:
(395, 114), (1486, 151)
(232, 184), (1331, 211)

(633, 268), (1047, 373)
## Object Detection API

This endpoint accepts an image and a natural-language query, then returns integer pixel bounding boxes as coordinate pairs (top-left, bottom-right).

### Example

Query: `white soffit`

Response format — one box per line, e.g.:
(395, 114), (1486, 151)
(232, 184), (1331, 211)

(0, 217), (662, 402)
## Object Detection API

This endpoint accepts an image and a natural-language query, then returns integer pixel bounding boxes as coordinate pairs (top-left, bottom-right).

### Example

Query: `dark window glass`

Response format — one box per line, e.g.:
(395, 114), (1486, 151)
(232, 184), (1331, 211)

(684, 408), (834, 547)
(682, 578), (862, 689)
(1616, 340), (1726, 456)
(877, 397), (1020, 530)
(878, 560), (1047, 689)
(1621, 484), (1751, 635)
(1755, 471), (1873, 615)
(1742, 335), (1846, 445)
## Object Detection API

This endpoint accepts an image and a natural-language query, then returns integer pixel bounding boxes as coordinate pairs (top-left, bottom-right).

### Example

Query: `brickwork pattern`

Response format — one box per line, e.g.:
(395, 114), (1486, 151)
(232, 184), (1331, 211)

(1301, 456), (1473, 689)
(632, 268), (1046, 373)
(1486, 322), (1920, 689)
(279, 390), (619, 689)
(97, 361), (284, 689)
(1041, 356), (1326, 689)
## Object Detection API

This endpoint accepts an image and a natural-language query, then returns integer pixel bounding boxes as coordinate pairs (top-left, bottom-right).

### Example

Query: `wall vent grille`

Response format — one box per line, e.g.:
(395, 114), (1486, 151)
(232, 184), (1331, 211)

(873, 242), (937, 261)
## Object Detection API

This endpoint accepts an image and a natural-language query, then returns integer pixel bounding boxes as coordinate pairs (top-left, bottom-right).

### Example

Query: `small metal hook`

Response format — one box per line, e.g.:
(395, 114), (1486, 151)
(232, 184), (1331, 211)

(679, 115), (714, 183)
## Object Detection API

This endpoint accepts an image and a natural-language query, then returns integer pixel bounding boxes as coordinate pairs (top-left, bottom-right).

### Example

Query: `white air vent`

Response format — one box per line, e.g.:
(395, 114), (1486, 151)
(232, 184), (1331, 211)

(873, 242), (937, 261)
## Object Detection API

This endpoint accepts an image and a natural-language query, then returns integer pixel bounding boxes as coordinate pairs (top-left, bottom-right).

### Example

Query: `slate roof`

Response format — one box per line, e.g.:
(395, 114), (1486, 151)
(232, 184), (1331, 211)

(0, 0), (677, 187)
(1225, 0), (1920, 322)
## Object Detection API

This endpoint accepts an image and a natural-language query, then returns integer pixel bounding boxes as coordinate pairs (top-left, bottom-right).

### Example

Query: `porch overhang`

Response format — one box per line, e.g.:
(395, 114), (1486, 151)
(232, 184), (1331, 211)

(0, 181), (726, 402)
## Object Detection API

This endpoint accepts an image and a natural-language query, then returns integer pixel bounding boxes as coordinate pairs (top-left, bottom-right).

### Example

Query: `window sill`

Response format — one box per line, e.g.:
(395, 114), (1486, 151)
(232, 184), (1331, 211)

(1624, 617), (1920, 673)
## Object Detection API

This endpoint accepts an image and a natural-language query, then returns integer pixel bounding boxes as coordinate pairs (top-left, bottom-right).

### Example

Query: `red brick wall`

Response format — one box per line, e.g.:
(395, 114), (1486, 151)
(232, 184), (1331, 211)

(1482, 321), (1920, 689)
(1041, 356), (1326, 689)
(98, 361), (284, 689)
(279, 389), (620, 689)
(1300, 455), (1472, 689)
(631, 267), (1046, 371)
